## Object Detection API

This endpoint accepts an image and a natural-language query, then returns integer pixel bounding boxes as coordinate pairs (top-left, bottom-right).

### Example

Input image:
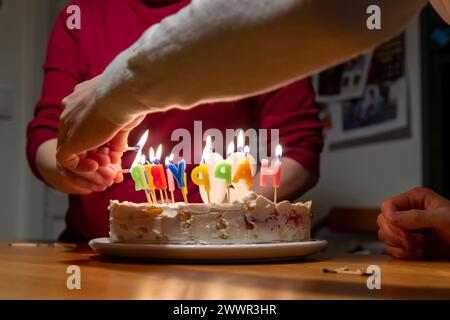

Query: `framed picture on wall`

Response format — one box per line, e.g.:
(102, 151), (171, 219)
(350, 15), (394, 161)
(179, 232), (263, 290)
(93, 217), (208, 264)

(315, 34), (409, 149)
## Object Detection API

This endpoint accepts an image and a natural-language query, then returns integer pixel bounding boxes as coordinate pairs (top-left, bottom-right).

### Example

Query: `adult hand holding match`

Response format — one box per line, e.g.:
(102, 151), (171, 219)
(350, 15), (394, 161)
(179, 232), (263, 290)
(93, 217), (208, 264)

(57, 75), (145, 175)
(377, 187), (450, 259)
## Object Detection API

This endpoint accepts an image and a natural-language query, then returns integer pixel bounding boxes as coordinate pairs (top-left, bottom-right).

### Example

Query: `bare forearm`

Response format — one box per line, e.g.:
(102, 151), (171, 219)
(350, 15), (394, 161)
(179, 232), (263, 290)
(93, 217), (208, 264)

(96, 0), (426, 125)
(253, 157), (318, 202)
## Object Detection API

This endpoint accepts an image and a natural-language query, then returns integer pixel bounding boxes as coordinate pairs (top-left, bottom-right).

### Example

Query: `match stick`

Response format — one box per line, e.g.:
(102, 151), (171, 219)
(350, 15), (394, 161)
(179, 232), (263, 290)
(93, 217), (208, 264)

(8, 242), (39, 247)
(170, 191), (175, 203)
(120, 169), (130, 174)
(125, 146), (139, 152)
(274, 188), (278, 204)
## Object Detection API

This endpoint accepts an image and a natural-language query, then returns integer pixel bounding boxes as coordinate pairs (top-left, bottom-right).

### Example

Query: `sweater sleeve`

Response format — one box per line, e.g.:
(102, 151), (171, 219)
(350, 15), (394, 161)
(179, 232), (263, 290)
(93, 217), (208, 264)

(95, 0), (426, 125)
(26, 8), (81, 180)
(255, 79), (323, 175)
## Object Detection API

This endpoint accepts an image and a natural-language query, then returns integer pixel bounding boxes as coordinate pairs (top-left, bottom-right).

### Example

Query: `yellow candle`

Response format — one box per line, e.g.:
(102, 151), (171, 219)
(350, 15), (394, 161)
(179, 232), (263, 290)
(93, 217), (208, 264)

(191, 164), (211, 192)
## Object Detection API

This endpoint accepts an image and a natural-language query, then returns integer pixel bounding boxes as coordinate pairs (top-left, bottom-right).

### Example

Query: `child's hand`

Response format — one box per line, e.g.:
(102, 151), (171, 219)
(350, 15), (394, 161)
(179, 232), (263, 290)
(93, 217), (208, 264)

(377, 187), (450, 259)
(36, 139), (122, 195)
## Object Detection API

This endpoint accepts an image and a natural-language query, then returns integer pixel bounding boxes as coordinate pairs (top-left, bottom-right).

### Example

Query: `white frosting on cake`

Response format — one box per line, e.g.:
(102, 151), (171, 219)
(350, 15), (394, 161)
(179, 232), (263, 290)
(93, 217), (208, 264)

(109, 191), (312, 244)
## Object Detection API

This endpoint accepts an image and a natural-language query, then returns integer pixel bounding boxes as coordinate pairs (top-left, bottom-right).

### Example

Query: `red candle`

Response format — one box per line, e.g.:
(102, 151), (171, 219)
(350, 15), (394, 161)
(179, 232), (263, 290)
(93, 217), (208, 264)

(260, 145), (282, 203)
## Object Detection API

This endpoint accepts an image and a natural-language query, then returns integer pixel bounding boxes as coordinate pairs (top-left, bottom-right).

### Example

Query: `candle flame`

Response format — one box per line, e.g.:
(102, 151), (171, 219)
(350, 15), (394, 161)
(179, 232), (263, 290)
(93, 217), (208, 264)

(136, 130), (149, 149)
(155, 144), (162, 160)
(200, 143), (210, 164)
(237, 131), (244, 152)
(149, 147), (155, 163)
(165, 153), (174, 165)
(226, 142), (235, 158)
(206, 136), (212, 148)
(131, 149), (142, 168)
(139, 154), (146, 166)
(276, 145), (282, 159)
(244, 145), (250, 157)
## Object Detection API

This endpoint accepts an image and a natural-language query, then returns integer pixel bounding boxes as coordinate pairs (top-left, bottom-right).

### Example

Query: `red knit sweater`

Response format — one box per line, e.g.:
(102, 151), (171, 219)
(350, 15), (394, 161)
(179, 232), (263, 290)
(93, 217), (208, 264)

(27, 0), (323, 241)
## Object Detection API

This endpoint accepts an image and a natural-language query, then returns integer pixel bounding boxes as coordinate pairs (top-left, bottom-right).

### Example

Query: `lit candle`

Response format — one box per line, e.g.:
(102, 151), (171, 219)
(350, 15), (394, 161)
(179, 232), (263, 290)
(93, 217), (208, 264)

(191, 144), (212, 204)
(120, 130), (149, 174)
(201, 136), (226, 204)
(126, 130), (149, 152)
(214, 142), (233, 203)
(228, 131), (257, 202)
(260, 145), (282, 203)
(130, 153), (152, 204)
(143, 161), (157, 203)
(232, 146), (254, 188)
(149, 146), (169, 204)
(130, 155), (147, 192)
(167, 158), (188, 203)
(165, 154), (176, 203)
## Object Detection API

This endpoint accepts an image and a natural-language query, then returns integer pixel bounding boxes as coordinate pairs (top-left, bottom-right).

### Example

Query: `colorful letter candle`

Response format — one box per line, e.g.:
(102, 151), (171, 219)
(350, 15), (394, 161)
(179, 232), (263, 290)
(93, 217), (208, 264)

(149, 145), (169, 203)
(191, 154), (212, 204)
(143, 161), (157, 204)
(228, 143), (256, 202)
(167, 159), (188, 203)
(260, 145), (282, 203)
(130, 154), (152, 204)
(232, 146), (254, 188)
(131, 163), (147, 191)
(165, 155), (176, 203)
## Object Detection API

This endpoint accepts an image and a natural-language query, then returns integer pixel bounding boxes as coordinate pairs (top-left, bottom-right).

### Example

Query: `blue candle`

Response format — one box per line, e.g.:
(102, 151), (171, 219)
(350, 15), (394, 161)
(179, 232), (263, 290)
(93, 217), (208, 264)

(167, 159), (186, 189)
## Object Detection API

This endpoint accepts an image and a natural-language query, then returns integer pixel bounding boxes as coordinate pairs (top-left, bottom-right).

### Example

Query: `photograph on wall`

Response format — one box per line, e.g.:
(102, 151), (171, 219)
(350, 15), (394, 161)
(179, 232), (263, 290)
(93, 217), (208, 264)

(316, 34), (409, 148)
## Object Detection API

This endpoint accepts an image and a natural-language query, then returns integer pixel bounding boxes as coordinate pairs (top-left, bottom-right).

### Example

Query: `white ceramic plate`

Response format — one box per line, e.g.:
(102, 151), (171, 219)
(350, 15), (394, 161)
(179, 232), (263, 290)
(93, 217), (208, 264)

(89, 238), (327, 262)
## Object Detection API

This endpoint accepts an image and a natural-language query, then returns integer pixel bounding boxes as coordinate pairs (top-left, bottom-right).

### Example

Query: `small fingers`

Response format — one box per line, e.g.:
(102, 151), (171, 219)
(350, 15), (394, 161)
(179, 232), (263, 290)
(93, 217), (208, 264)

(59, 167), (107, 192)
(87, 150), (111, 167)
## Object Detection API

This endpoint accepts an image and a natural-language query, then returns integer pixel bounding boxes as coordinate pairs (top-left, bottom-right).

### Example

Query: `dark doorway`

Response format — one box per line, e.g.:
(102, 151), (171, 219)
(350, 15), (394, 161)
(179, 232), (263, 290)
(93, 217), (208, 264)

(421, 5), (450, 198)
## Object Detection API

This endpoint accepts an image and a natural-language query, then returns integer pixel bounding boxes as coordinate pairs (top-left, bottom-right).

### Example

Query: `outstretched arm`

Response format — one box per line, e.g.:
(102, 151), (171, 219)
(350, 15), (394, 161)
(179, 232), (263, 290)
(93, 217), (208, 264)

(58, 0), (426, 172)
(96, 0), (426, 125)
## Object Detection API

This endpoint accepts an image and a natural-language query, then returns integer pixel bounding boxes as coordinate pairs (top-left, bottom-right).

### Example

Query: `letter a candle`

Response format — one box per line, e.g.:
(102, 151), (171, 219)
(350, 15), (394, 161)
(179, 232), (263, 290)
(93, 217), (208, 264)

(227, 131), (257, 202)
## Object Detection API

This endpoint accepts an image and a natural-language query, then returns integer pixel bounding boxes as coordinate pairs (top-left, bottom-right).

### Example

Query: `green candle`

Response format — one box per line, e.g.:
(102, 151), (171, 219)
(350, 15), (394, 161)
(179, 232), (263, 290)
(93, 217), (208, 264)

(130, 165), (147, 191)
(214, 160), (232, 186)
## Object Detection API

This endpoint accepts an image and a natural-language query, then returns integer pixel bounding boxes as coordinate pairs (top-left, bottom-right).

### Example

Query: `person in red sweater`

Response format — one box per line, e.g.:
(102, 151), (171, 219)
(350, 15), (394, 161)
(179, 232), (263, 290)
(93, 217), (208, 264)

(27, 0), (323, 242)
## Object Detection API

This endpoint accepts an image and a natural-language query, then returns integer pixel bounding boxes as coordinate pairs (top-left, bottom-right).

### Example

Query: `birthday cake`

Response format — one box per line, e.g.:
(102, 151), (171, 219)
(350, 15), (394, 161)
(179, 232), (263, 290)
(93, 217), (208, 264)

(109, 191), (312, 244)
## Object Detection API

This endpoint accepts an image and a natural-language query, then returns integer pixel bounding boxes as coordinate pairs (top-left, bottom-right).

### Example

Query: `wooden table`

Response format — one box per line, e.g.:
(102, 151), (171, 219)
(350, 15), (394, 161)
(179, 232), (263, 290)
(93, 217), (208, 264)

(1, 242), (450, 299)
